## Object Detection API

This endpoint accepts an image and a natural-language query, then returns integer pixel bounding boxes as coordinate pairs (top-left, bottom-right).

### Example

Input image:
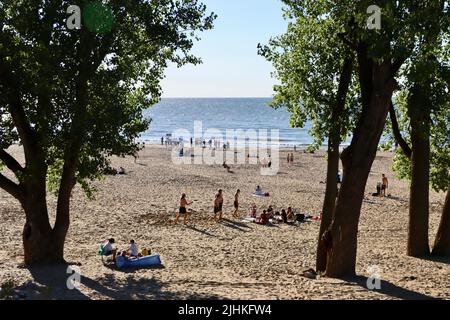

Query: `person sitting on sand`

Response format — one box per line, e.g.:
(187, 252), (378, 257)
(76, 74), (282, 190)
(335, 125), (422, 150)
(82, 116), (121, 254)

(176, 193), (193, 224)
(127, 239), (139, 258)
(255, 210), (269, 225)
(214, 189), (224, 221)
(273, 211), (283, 223)
(281, 209), (287, 223)
(118, 167), (126, 175)
(287, 207), (294, 221)
(255, 185), (263, 195)
(223, 161), (231, 173)
(233, 189), (240, 218)
(267, 205), (274, 219)
(250, 204), (257, 218)
(102, 238), (117, 261)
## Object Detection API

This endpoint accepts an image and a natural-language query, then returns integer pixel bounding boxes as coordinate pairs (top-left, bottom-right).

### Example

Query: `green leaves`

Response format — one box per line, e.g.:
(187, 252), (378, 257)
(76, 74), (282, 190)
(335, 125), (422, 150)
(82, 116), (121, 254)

(260, 2), (360, 148)
(1, 0), (215, 197)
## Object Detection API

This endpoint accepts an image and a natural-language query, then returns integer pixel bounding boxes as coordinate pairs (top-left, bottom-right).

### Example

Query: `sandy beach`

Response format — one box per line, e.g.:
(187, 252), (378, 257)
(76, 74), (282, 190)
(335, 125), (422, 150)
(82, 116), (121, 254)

(0, 144), (448, 300)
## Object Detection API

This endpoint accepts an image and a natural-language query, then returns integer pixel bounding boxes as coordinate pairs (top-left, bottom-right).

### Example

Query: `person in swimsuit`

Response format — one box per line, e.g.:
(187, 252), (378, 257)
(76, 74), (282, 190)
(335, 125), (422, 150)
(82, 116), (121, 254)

(176, 193), (193, 224)
(250, 204), (257, 218)
(233, 189), (240, 218)
(214, 189), (224, 221)
(381, 174), (389, 197)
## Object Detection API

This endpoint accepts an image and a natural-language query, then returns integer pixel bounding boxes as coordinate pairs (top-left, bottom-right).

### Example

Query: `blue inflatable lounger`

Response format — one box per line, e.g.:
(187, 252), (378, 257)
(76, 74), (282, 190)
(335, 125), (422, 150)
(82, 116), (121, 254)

(116, 254), (162, 268)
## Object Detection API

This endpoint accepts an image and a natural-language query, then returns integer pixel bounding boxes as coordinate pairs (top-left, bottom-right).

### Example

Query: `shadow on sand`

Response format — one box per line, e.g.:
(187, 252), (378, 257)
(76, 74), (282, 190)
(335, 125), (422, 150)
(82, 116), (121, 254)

(185, 224), (233, 240)
(342, 275), (441, 300)
(219, 218), (252, 232)
(27, 263), (223, 300)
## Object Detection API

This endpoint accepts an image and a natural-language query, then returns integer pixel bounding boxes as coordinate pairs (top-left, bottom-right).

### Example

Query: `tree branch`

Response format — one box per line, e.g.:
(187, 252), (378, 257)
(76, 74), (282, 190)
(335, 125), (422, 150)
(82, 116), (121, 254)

(389, 101), (412, 159)
(0, 149), (24, 174)
(0, 172), (23, 201)
(391, 57), (406, 78)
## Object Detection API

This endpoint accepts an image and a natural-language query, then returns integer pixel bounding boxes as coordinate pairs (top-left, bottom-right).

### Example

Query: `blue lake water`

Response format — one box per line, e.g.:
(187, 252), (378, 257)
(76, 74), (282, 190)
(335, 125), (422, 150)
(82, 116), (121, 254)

(141, 98), (350, 147)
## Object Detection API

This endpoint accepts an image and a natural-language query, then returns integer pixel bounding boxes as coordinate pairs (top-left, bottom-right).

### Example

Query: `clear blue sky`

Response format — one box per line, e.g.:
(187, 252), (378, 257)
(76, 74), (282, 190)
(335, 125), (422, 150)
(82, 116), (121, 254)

(161, 0), (288, 98)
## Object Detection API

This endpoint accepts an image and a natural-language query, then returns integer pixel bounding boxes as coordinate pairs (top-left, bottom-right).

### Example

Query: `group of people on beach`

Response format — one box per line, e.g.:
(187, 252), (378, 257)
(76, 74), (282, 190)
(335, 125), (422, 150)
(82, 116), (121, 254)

(174, 187), (316, 226)
(175, 189), (242, 224)
(250, 204), (298, 225)
(102, 238), (147, 262)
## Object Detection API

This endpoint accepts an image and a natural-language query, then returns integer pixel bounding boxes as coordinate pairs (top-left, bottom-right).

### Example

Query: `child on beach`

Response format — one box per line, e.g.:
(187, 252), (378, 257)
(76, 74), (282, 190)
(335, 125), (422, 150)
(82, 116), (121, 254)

(255, 210), (269, 225)
(250, 204), (257, 218)
(101, 238), (117, 261)
(214, 189), (224, 221)
(176, 193), (193, 224)
(381, 174), (389, 196)
(233, 189), (240, 218)
(127, 240), (139, 258)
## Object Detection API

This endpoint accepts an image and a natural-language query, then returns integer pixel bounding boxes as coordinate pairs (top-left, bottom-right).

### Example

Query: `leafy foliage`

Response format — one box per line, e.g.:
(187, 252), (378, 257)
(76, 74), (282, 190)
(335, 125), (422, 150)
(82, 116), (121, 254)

(0, 1), (216, 195)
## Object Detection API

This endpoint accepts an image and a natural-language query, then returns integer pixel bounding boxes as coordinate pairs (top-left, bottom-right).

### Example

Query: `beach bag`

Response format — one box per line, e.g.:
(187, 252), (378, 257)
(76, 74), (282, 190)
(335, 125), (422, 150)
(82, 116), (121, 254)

(295, 213), (305, 222)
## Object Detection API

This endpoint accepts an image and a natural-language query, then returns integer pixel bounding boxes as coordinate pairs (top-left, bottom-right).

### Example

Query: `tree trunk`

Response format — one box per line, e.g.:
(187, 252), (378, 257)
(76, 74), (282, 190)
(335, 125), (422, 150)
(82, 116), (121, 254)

(407, 114), (431, 257)
(22, 177), (65, 264)
(316, 138), (340, 272)
(432, 184), (450, 256)
(325, 56), (395, 277)
(389, 102), (412, 159)
(316, 56), (353, 273)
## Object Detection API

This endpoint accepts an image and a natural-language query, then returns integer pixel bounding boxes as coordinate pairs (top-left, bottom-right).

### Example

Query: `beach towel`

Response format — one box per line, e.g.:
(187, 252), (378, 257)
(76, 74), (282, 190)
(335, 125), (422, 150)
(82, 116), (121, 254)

(252, 192), (270, 197)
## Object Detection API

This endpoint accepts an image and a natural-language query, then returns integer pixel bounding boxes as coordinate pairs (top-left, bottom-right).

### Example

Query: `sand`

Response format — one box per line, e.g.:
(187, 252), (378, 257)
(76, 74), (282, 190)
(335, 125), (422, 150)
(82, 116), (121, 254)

(0, 144), (448, 300)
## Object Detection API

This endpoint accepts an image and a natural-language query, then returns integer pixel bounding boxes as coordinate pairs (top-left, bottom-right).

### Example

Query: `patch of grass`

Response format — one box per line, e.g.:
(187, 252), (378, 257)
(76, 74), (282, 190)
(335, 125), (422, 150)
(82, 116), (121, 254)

(0, 279), (17, 299)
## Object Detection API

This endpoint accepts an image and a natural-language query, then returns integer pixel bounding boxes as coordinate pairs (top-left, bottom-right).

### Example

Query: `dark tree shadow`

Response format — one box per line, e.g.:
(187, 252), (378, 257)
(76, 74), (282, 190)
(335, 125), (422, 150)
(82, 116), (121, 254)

(27, 263), (223, 300)
(27, 264), (91, 300)
(416, 255), (450, 265)
(342, 275), (441, 300)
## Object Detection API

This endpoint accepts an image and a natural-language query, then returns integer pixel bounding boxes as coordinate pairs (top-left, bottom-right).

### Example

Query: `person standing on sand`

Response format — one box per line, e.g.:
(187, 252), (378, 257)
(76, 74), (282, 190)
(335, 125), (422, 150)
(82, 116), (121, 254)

(381, 174), (389, 197)
(290, 153), (294, 164)
(287, 153), (290, 165)
(176, 193), (193, 224)
(233, 189), (240, 217)
(214, 189), (224, 221)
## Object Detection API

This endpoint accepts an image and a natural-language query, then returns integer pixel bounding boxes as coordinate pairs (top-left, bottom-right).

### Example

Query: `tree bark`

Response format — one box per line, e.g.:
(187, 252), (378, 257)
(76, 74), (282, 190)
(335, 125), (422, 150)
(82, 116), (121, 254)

(316, 57), (353, 273)
(325, 52), (396, 277)
(389, 102), (412, 159)
(21, 173), (64, 264)
(407, 111), (431, 256)
(432, 184), (450, 256)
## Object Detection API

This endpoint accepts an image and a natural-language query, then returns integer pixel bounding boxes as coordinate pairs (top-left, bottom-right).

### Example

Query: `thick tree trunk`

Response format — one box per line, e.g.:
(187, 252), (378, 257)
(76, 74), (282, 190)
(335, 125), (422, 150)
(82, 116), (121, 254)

(22, 177), (65, 264)
(316, 57), (353, 273)
(407, 115), (431, 257)
(316, 138), (340, 272)
(432, 185), (450, 256)
(325, 56), (395, 277)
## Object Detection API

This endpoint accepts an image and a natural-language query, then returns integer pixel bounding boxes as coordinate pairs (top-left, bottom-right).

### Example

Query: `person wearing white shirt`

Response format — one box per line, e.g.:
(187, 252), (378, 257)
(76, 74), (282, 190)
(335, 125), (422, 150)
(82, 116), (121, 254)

(127, 240), (139, 257)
